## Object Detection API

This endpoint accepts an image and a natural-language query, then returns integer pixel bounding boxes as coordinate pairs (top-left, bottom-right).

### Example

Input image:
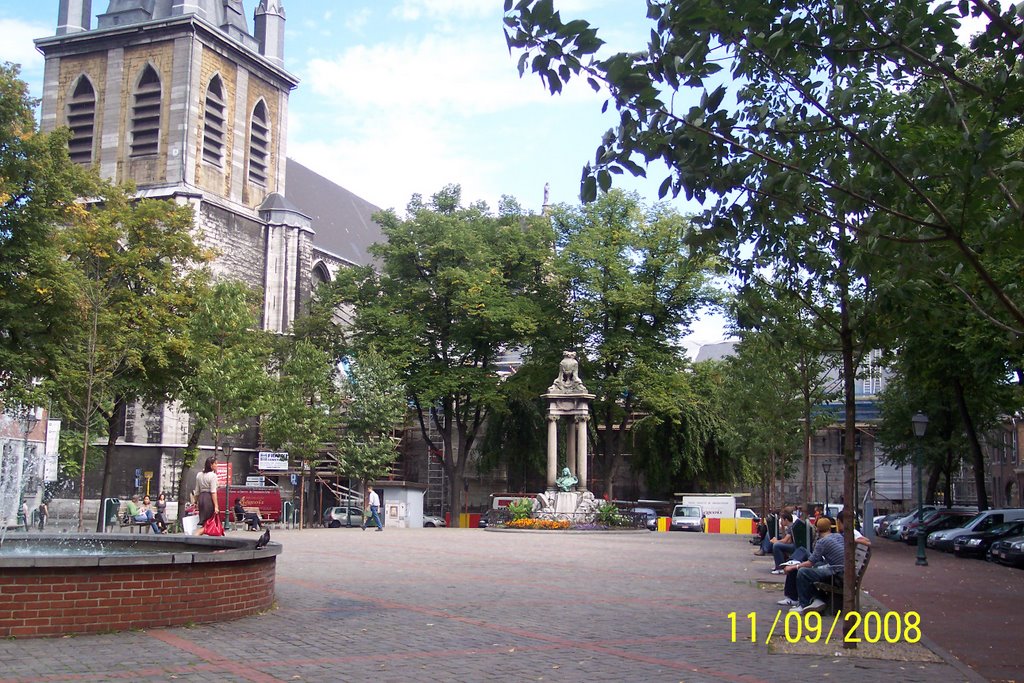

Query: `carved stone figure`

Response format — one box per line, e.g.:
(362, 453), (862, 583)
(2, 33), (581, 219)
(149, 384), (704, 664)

(549, 351), (587, 393)
(555, 467), (579, 492)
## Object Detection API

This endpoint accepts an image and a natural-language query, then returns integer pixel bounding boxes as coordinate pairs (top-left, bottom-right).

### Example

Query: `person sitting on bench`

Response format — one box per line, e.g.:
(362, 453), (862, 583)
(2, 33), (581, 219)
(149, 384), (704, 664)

(234, 498), (263, 530)
(777, 515), (868, 609)
(127, 494), (162, 534)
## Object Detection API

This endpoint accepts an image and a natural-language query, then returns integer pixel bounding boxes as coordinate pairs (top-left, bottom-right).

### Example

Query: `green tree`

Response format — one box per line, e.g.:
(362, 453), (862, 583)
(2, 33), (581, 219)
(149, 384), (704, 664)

(332, 348), (408, 494)
(0, 62), (96, 406)
(47, 183), (209, 530)
(176, 280), (272, 526)
(263, 339), (339, 527)
(548, 190), (713, 497)
(505, 1), (1024, 334)
(325, 185), (552, 526)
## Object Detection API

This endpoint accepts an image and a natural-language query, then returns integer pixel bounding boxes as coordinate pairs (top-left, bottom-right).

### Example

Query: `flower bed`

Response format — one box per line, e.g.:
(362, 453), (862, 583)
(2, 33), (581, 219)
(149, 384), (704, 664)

(505, 518), (571, 530)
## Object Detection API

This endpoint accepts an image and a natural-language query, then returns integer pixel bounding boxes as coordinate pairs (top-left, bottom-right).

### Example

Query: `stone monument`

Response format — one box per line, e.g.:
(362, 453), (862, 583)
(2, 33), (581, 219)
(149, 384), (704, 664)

(534, 352), (599, 522)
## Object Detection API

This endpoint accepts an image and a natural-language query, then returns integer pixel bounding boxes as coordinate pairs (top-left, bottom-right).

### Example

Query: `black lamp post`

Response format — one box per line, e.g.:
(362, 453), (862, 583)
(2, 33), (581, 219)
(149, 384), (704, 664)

(912, 412), (929, 566)
(19, 411), (40, 524)
(822, 459), (832, 510)
(223, 440), (233, 528)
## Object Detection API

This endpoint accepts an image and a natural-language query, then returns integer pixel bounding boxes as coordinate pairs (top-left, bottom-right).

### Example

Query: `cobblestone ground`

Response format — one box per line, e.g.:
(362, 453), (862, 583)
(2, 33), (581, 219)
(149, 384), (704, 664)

(0, 528), (988, 682)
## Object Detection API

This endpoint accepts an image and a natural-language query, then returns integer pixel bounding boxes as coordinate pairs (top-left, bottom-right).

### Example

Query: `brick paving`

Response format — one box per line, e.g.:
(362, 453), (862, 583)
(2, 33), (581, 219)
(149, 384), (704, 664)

(0, 527), (1004, 682)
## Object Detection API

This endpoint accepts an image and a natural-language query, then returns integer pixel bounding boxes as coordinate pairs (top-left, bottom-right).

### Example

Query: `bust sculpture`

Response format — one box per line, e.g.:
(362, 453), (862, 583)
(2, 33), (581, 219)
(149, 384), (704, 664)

(556, 467), (579, 492)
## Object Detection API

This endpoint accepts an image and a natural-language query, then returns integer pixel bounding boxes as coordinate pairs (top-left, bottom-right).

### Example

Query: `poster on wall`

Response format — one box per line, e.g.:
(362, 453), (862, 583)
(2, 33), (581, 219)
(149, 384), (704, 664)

(258, 451), (289, 471)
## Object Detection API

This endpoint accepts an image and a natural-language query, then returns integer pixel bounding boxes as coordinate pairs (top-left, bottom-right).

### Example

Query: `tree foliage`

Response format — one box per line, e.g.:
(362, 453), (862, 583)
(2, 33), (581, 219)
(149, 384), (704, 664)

(0, 62), (96, 406)
(332, 348), (407, 487)
(505, 0), (1024, 335)
(322, 184), (553, 526)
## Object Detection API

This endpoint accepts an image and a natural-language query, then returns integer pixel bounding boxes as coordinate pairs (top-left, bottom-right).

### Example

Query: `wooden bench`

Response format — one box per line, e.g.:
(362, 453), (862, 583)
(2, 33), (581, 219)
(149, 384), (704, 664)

(815, 543), (871, 613)
(112, 503), (153, 533)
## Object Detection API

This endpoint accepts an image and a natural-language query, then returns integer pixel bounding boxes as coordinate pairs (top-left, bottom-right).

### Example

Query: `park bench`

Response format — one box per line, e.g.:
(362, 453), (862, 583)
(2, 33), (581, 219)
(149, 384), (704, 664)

(112, 503), (152, 533)
(814, 543), (872, 613)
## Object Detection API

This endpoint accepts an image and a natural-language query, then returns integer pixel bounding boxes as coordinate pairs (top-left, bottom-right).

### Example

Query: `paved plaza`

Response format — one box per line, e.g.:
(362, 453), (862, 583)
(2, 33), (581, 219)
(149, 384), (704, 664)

(0, 526), (1007, 682)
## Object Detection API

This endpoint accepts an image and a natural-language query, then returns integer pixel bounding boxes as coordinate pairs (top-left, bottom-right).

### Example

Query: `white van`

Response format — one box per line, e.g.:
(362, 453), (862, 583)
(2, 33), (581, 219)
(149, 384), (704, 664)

(927, 508), (1024, 551)
(670, 504), (704, 532)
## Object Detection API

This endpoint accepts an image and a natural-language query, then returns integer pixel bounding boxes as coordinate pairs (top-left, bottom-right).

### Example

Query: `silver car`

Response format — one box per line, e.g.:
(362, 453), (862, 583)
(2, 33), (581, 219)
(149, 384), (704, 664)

(323, 505), (364, 528)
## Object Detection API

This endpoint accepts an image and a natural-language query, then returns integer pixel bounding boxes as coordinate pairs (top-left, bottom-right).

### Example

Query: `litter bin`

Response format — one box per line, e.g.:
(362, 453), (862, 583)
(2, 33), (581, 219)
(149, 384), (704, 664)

(103, 497), (122, 532)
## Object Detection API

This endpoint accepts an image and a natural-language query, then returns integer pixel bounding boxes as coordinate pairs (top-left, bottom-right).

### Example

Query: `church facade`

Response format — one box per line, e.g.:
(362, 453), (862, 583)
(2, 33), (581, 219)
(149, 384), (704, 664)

(33, 1), (384, 498)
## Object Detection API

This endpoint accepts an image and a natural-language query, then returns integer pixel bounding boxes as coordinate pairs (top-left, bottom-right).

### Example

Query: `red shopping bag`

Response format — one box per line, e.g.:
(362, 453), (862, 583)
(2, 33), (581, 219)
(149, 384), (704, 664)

(203, 515), (224, 537)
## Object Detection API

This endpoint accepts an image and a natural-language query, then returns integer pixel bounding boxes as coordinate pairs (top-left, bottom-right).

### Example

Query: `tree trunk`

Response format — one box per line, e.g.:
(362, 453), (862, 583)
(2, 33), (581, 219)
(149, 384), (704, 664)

(96, 398), (126, 532)
(952, 377), (990, 510)
(175, 427), (203, 528)
(838, 227), (859, 644)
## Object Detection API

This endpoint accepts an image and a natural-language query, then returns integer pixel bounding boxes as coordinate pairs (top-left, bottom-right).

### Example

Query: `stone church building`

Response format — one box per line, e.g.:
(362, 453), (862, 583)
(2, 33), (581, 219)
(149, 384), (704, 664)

(33, 0), (385, 502)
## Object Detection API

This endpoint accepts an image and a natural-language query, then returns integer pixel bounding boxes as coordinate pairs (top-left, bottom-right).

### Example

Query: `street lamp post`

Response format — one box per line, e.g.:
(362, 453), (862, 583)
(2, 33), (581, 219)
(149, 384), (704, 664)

(223, 441), (233, 528)
(18, 411), (40, 528)
(822, 459), (832, 511)
(912, 413), (929, 566)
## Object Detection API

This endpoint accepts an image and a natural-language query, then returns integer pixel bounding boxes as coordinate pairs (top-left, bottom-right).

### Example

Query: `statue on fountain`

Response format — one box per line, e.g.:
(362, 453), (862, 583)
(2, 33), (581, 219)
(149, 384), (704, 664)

(555, 467), (578, 492)
(549, 351), (587, 393)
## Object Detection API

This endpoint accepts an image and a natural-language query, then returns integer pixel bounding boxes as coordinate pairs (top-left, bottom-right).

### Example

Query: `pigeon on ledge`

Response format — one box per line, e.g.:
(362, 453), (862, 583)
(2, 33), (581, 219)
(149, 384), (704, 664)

(254, 529), (270, 549)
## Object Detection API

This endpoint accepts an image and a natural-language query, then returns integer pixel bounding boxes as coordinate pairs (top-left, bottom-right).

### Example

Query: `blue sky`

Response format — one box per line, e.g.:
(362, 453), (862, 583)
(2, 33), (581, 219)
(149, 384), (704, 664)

(0, 0), (732, 354)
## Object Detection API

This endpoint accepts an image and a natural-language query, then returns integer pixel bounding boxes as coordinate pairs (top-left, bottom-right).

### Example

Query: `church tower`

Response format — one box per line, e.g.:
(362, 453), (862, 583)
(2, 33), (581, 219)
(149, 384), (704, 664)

(33, 1), (318, 491)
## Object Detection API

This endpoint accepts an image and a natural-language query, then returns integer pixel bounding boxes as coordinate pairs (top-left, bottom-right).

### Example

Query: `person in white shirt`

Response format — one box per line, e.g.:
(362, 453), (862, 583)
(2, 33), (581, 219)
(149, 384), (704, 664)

(362, 486), (383, 531)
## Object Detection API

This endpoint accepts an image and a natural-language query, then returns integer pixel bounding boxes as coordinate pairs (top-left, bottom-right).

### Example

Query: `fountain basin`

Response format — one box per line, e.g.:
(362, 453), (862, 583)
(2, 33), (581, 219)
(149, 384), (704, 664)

(0, 533), (280, 638)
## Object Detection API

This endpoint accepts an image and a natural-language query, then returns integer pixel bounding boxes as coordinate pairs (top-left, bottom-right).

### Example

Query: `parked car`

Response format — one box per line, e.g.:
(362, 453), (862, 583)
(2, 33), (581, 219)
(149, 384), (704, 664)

(903, 510), (976, 545)
(735, 508), (758, 520)
(423, 514), (446, 528)
(323, 505), (364, 528)
(629, 507), (660, 530)
(990, 534), (1024, 567)
(884, 506), (938, 540)
(670, 504), (704, 532)
(874, 513), (901, 535)
(952, 520), (1024, 559)
(928, 508), (1024, 552)
(478, 508), (511, 528)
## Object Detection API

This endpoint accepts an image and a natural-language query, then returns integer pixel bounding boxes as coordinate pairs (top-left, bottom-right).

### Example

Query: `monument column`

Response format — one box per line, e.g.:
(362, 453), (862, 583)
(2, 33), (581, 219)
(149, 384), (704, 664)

(576, 416), (589, 491)
(546, 415), (559, 492)
(565, 421), (577, 477)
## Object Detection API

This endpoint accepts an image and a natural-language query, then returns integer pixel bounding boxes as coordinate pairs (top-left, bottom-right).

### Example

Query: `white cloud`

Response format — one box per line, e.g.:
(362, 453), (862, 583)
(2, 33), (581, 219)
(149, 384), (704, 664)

(301, 32), (594, 117)
(0, 18), (47, 73)
(391, 0), (495, 22)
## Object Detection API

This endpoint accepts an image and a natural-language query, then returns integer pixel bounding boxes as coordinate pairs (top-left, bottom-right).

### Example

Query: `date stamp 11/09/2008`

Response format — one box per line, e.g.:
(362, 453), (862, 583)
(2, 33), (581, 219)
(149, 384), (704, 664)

(727, 611), (922, 646)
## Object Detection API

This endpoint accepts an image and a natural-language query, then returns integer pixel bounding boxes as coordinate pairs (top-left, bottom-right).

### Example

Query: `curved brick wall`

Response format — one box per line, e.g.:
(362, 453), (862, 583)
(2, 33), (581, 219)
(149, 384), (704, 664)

(0, 535), (279, 638)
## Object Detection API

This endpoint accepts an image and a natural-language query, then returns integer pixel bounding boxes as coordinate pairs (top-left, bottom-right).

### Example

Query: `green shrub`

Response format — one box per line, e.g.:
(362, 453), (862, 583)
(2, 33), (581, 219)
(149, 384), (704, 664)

(507, 497), (534, 521)
(595, 502), (625, 526)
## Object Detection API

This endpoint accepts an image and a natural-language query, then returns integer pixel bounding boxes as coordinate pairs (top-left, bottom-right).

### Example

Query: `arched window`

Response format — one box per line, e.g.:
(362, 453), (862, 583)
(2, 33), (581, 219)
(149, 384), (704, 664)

(130, 65), (162, 157)
(67, 76), (96, 166)
(202, 75), (226, 166)
(311, 262), (331, 288)
(248, 100), (270, 185)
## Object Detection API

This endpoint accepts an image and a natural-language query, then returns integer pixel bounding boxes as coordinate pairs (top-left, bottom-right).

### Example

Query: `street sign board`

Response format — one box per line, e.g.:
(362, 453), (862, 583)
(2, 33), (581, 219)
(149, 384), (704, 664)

(258, 451), (289, 471)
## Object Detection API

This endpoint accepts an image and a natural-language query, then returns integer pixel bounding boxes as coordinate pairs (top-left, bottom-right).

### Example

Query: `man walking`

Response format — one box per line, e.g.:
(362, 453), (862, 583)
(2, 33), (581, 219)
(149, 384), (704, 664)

(362, 486), (383, 531)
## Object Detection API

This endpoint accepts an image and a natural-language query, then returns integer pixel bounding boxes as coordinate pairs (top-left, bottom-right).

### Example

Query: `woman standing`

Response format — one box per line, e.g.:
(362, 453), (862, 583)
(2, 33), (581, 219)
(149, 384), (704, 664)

(192, 456), (219, 536)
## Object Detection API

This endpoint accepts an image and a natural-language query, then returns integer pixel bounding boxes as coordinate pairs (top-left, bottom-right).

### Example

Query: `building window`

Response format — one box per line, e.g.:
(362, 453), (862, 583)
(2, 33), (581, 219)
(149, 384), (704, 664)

(67, 76), (96, 166)
(202, 75), (226, 166)
(248, 100), (270, 186)
(130, 65), (162, 157)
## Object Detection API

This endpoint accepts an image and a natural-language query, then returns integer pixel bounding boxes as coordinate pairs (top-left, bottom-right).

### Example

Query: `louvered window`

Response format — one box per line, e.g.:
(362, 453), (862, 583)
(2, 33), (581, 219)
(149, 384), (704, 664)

(202, 75), (226, 166)
(67, 76), (96, 166)
(248, 100), (269, 186)
(130, 65), (161, 157)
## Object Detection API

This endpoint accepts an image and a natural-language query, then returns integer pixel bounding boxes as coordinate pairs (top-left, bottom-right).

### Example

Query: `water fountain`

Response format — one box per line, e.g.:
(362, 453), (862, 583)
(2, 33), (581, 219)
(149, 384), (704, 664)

(0, 412), (280, 639)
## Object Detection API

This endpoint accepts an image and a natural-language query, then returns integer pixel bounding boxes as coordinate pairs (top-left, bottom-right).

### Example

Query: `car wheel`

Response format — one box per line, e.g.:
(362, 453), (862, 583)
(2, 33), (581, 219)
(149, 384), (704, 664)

(328, 520), (341, 528)
(424, 522), (435, 527)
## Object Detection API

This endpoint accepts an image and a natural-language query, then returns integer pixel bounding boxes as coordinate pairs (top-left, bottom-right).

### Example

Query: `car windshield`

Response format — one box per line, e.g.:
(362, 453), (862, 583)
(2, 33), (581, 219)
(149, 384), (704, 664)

(673, 506), (701, 517)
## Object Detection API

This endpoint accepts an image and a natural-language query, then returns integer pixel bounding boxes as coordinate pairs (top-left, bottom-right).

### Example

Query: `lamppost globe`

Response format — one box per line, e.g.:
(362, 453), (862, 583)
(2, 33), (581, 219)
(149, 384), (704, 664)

(912, 413), (929, 566)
